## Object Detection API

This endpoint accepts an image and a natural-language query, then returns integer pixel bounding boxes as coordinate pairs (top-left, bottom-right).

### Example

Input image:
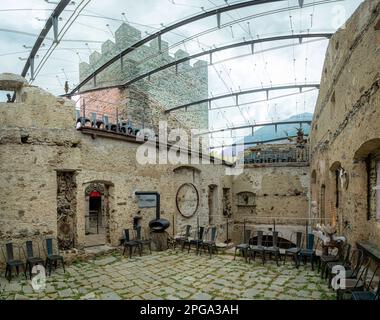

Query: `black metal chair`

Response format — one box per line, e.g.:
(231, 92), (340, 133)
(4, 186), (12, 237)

(134, 226), (152, 254)
(174, 224), (192, 251)
(248, 230), (266, 264)
(264, 231), (282, 266)
(336, 257), (372, 300)
(23, 240), (44, 279)
(201, 226), (218, 258)
(2, 242), (25, 282)
(234, 229), (251, 262)
(297, 233), (318, 270)
(283, 231), (303, 266)
(185, 226), (205, 255)
(352, 270), (380, 301)
(43, 238), (65, 276)
(319, 242), (349, 278)
(352, 282), (380, 300)
(122, 229), (141, 258)
(326, 249), (363, 288)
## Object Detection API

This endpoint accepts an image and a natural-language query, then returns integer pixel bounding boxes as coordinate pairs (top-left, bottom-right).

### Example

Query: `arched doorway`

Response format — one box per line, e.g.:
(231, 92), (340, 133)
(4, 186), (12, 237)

(84, 183), (109, 247)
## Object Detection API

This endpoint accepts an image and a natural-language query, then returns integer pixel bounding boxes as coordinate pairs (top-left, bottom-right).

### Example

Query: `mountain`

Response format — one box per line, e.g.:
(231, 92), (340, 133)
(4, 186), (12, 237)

(242, 112), (313, 148)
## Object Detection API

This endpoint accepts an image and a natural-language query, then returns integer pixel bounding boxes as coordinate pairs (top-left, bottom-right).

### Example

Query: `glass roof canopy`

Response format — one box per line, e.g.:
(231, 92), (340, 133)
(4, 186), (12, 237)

(0, 0), (363, 147)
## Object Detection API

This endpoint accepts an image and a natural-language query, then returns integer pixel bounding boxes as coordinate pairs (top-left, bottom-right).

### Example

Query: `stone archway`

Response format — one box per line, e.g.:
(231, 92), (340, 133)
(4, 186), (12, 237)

(84, 183), (110, 247)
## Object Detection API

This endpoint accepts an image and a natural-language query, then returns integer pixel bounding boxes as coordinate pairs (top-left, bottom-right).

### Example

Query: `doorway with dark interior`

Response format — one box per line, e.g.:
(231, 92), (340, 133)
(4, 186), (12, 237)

(85, 186), (107, 247)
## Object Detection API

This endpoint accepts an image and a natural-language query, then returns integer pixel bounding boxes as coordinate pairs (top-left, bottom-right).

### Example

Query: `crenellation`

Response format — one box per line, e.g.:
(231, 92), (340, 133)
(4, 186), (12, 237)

(101, 39), (116, 57)
(89, 50), (102, 67)
(114, 23), (142, 49)
(80, 22), (208, 130)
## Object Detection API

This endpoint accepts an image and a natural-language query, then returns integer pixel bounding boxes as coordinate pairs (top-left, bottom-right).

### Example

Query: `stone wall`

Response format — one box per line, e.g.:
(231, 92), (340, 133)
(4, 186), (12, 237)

(231, 165), (310, 243)
(0, 81), (229, 260)
(79, 23), (209, 130)
(309, 0), (380, 246)
(0, 79), (311, 260)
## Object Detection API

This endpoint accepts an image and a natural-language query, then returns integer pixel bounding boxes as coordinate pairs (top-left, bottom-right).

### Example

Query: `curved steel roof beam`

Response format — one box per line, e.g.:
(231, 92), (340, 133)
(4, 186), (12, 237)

(209, 134), (309, 149)
(68, 0), (287, 95)
(21, 0), (71, 79)
(122, 33), (332, 89)
(165, 83), (320, 113)
(197, 120), (312, 136)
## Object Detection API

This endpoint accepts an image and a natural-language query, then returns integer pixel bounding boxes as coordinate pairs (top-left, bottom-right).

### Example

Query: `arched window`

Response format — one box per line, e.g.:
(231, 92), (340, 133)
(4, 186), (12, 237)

(354, 139), (380, 221)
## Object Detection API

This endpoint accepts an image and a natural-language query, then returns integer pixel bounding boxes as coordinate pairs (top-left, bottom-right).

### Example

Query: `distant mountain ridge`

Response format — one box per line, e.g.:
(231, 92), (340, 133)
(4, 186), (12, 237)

(243, 112), (313, 147)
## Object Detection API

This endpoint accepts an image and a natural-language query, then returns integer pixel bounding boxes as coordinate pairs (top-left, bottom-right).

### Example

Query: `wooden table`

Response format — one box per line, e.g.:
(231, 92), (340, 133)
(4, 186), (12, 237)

(357, 241), (380, 264)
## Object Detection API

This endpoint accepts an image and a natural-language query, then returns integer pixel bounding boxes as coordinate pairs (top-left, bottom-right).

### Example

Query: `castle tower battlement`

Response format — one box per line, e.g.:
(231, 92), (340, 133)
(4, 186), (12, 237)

(78, 23), (209, 130)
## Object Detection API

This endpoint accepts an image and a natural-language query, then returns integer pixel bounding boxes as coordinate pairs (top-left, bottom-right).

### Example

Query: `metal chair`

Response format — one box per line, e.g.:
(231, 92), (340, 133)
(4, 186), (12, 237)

(234, 229), (251, 262)
(2, 242), (25, 282)
(248, 230), (266, 265)
(264, 231), (282, 266)
(336, 258), (372, 300)
(174, 224), (192, 251)
(134, 226), (152, 254)
(297, 233), (317, 270)
(319, 242), (349, 278)
(352, 270), (380, 300)
(43, 238), (65, 276)
(185, 226), (205, 255)
(201, 226), (218, 258)
(23, 240), (44, 279)
(326, 249), (363, 288)
(283, 231), (303, 266)
(122, 229), (141, 258)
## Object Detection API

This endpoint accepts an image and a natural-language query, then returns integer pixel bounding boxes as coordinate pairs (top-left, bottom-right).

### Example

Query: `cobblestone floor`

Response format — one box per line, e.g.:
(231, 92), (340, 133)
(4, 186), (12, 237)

(0, 250), (336, 300)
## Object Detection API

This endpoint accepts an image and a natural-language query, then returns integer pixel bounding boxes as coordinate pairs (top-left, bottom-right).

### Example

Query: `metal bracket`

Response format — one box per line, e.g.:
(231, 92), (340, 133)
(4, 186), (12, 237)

(217, 12), (221, 29)
(52, 16), (59, 44)
(30, 56), (35, 80)
(158, 34), (162, 53)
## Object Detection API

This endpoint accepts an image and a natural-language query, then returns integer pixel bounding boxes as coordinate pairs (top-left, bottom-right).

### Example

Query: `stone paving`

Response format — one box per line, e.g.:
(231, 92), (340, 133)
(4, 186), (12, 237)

(0, 249), (336, 300)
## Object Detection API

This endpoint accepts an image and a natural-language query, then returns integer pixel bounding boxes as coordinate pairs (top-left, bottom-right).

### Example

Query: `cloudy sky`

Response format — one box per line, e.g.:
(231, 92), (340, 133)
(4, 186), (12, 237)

(0, 0), (363, 145)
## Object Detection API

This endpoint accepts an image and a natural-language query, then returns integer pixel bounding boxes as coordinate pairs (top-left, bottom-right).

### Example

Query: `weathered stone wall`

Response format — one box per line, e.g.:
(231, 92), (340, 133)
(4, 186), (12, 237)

(0, 80), (312, 259)
(0, 82), (229, 259)
(309, 0), (380, 246)
(79, 23), (209, 130)
(231, 164), (310, 243)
